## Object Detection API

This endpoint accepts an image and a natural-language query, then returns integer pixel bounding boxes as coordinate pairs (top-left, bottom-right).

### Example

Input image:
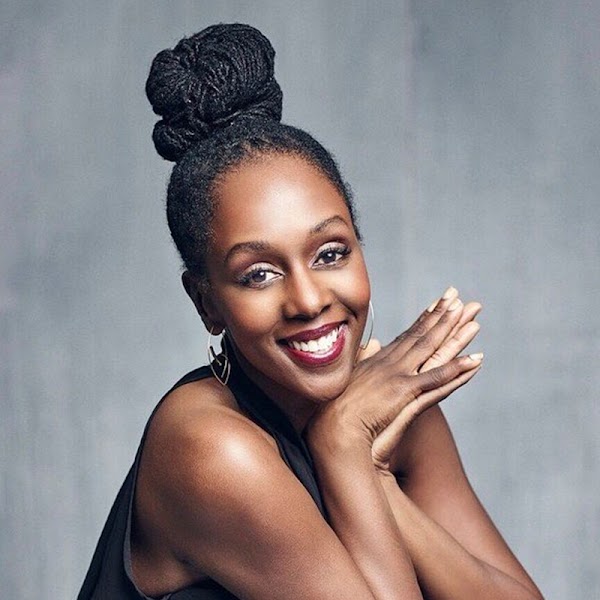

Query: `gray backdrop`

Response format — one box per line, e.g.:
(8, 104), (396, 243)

(2, 1), (598, 598)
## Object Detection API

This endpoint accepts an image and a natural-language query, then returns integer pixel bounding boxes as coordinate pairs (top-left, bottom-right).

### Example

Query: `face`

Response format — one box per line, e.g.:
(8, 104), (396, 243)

(198, 153), (370, 415)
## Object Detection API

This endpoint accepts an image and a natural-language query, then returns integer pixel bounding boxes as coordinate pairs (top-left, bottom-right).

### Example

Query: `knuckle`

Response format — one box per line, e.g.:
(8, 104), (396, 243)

(427, 366), (447, 387)
(449, 357), (463, 373)
(413, 334), (435, 352)
(442, 338), (460, 354)
(442, 306), (461, 323)
(407, 320), (428, 338)
(376, 353), (392, 369)
(392, 332), (407, 345)
(430, 302), (446, 314)
(450, 331), (463, 344)
(428, 349), (445, 365)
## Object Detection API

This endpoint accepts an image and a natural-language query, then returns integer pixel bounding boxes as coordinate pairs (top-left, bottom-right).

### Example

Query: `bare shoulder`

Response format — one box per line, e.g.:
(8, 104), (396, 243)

(132, 376), (279, 594)
(136, 375), (284, 537)
(132, 376), (375, 599)
(144, 375), (278, 458)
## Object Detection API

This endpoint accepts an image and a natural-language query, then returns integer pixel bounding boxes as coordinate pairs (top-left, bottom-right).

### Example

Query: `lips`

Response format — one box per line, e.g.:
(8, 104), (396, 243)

(282, 321), (344, 344)
(280, 322), (347, 367)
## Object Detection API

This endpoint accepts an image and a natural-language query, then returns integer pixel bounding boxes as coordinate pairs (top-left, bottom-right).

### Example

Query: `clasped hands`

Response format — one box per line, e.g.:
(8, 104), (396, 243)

(306, 287), (483, 473)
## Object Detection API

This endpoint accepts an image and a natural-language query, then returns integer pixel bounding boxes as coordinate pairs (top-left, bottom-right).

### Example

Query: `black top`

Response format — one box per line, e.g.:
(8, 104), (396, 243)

(78, 352), (327, 599)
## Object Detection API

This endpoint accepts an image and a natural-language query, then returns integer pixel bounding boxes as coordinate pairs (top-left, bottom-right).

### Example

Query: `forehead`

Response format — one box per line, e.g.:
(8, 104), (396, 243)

(210, 154), (352, 253)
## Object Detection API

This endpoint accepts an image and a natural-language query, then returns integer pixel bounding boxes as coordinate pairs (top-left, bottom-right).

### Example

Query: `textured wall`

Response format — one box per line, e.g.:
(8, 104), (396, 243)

(2, 2), (598, 598)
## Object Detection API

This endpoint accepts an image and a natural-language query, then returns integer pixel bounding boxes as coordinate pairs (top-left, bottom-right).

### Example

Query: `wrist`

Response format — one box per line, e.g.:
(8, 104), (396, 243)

(305, 419), (372, 464)
(377, 467), (401, 486)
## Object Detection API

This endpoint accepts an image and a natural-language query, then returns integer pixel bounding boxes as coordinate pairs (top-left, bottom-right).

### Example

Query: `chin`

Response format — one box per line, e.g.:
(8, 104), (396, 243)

(290, 359), (356, 404)
(278, 323), (359, 395)
(232, 325), (360, 406)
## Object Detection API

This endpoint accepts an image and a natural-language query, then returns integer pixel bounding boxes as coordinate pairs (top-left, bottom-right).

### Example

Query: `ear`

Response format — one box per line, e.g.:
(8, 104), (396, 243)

(181, 270), (225, 334)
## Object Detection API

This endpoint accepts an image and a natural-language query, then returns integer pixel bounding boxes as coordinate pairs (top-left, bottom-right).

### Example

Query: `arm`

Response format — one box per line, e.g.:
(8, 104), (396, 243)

(306, 424), (423, 600)
(301, 301), (485, 599)
(363, 291), (543, 599)
(381, 406), (544, 600)
(134, 393), (417, 600)
(134, 293), (486, 599)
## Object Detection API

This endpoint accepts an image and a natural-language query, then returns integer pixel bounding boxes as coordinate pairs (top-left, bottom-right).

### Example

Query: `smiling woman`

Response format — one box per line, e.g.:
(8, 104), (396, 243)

(78, 23), (543, 600)
(195, 155), (371, 421)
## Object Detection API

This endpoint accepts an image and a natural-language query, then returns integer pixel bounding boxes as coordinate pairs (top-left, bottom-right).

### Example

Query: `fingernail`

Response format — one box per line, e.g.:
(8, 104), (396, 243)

(426, 298), (439, 313)
(464, 321), (480, 334)
(447, 298), (462, 311)
(442, 286), (458, 299)
(468, 352), (484, 361)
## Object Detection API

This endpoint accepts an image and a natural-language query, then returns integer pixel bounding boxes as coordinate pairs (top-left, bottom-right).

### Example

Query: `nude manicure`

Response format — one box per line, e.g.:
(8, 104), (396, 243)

(468, 352), (484, 361)
(427, 286), (458, 312)
(426, 299), (439, 313)
(442, 286), (458, 299)
(447, 298), (462, 311)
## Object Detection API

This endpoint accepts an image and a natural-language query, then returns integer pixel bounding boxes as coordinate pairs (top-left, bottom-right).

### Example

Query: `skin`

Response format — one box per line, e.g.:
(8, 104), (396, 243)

(131, 154), (543, 599)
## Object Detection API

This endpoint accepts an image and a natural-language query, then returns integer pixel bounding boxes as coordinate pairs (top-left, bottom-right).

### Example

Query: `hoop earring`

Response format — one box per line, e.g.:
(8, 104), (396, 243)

(207, 326), (231, 386)
(359, 301), (375, 350)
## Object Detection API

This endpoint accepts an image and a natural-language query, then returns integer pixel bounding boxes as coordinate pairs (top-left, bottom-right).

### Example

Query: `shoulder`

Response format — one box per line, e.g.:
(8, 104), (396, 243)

(141, 375), (280, 484)
(131, 374), (390, 599)
(131, 376), (296, 594)
(138, 376), (285, 530)
(134, 377), (363, 596)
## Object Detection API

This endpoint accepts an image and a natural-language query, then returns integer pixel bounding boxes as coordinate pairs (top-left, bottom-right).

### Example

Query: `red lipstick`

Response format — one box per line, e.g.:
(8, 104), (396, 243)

(281, 323), (347, 367)
(283, 321), (344, 343)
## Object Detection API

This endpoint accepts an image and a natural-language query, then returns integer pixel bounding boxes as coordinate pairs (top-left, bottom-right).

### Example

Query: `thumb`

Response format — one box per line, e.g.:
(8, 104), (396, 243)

(357, 338), (382, 362)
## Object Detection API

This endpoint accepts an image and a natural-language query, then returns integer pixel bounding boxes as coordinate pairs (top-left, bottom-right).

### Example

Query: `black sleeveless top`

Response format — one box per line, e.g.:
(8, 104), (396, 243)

(78, 353), (327, 599)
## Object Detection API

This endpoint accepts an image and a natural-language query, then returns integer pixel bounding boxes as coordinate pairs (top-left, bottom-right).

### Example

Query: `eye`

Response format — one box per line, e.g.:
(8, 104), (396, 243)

(314, 243), (351, 267)
(238, 266), (281, 288)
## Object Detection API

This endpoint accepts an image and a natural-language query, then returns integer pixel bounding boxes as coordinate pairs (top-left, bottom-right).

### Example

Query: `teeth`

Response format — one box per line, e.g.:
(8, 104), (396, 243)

(288, 327), (340, 353)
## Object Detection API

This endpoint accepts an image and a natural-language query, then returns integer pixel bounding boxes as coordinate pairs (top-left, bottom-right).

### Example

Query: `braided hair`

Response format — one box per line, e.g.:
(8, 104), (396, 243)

(146, 23), (360, 278)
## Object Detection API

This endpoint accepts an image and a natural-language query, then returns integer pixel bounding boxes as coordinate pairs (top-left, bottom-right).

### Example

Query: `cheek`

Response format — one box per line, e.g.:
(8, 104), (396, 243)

(339, 258), (371, 310)
(219, 290), (281, 342)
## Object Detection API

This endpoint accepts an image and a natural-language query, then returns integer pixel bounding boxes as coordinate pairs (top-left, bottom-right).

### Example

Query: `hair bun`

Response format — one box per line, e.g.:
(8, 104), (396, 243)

(146, 23), (283, 162)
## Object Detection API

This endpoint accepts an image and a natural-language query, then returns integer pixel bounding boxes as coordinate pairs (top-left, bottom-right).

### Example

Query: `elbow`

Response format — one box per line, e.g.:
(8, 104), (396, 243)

(521, 581), (544, 600)
(520, 580), (546, 600)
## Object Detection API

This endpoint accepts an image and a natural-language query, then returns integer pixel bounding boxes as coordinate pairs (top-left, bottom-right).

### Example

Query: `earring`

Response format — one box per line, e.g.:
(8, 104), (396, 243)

(207, 326), (231, 386)
(359, 301), (375, 350)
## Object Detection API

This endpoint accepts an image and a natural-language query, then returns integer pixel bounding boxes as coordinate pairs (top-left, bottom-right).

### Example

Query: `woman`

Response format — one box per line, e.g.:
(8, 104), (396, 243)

(79, 23), (543, 600)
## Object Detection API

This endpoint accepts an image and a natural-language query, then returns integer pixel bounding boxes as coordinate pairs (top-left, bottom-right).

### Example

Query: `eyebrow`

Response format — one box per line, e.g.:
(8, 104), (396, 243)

(223, 215), (350, 264)
(309, 215), (349, 235)
(224, 240), (271, 264)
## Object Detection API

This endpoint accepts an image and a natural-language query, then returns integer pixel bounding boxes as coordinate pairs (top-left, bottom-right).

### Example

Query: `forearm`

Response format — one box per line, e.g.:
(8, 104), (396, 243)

(378, 472), (543, 600)
(309, 434), (422, 600)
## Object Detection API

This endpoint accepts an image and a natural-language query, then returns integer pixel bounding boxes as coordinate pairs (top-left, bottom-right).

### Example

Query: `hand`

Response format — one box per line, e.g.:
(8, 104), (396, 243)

(306, 288), (483, 472)
(371, 290), (482, 471)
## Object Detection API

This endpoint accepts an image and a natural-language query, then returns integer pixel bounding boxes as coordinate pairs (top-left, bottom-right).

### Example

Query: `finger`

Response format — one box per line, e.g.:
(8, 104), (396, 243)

(420, 320), (480, 372)
(410, 353), (483, 395)
(380, 286), (459, 359)
(425, 285), (459, 315)
(394, 298), (466, 372)
(356, 338), (382, 362)
(414, 362), (482, 410)
(372, 364), (482, 460)
(443, 301), (482, 345)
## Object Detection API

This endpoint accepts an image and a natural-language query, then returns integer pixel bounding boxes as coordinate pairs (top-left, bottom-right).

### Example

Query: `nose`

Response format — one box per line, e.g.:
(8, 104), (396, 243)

(282, 268), (333, 321)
